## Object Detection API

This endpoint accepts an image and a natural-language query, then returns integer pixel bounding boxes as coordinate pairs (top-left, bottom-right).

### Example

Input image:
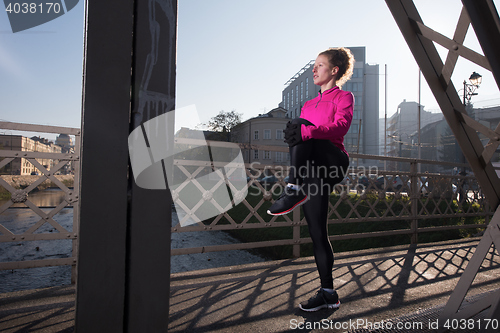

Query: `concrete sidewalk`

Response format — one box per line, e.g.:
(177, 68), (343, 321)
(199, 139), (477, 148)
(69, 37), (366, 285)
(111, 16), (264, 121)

(1, 238), (500, 332)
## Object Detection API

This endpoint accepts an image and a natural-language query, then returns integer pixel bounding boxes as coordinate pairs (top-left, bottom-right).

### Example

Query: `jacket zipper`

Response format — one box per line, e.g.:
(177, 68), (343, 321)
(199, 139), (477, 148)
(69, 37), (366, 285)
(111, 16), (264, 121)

(315, 91), (322, 108)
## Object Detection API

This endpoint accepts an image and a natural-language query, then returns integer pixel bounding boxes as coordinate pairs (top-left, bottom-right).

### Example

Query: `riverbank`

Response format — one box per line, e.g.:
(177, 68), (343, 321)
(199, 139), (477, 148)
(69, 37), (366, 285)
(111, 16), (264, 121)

(0, 175), (74, 200)
(0, 175), (74, 190)
(0, 206), (265, 293)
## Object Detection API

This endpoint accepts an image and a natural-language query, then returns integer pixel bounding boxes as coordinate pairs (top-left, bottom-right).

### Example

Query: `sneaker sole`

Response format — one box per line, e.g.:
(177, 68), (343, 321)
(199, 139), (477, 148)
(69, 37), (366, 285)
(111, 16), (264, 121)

(299, 301), (340, 312)
(266, 196), (309, 216)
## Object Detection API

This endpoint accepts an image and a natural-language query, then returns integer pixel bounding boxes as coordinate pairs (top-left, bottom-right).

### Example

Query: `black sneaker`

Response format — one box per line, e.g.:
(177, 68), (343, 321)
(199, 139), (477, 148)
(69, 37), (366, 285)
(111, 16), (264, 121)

(267, 186), (308, 215)
(299, 289), (340, 312)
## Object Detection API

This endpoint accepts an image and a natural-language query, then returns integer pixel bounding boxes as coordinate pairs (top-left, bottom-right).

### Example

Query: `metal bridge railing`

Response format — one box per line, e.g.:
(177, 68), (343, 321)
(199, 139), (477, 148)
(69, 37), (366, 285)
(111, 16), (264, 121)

(0, 121), (80, 283)
(171, 139), (492, 258)
(0, 129), (492, 283)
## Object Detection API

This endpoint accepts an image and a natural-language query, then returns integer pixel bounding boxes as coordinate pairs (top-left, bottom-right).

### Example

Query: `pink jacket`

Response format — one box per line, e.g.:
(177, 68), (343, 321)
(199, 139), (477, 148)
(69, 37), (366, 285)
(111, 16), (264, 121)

(300, 86), (354, 155)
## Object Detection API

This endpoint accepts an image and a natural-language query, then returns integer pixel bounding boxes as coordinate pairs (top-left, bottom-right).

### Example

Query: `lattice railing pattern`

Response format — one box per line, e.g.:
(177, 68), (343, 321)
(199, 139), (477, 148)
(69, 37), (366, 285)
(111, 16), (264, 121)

(0, 122), (80, 282)
(171, 154), (492, 256)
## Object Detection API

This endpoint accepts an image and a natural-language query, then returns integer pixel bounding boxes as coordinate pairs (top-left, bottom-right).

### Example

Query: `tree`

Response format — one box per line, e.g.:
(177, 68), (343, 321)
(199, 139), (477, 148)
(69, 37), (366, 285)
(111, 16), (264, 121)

(206, 110), (242, 132)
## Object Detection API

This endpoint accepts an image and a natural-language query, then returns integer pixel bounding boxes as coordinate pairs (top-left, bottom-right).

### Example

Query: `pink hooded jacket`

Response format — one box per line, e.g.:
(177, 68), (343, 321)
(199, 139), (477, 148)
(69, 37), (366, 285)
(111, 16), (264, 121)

(299, 86), (354, 155)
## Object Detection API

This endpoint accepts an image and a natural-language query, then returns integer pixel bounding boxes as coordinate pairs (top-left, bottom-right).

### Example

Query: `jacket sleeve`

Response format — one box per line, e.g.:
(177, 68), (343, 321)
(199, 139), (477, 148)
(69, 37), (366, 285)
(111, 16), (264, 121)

(301, 92), (354, 141)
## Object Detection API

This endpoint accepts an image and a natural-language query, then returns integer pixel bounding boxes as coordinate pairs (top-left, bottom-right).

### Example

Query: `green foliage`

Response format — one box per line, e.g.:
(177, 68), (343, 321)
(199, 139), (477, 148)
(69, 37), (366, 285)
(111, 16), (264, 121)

(206, 110), (242, 132)
(212, 189), (488, 260)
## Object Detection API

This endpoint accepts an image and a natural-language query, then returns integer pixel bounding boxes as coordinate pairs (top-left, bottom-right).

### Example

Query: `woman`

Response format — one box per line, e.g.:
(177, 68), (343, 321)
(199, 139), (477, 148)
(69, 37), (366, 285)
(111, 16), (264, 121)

(267, 47), (354, 312)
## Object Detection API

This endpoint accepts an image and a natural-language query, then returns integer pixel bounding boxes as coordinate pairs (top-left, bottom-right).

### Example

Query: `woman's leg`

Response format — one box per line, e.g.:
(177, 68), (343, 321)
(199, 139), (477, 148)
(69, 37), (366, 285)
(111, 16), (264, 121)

(287, 118), (315, 186)
(267, 118), (315, 216)
(302, 178), (334, 289)
(302, 140), (348, 288)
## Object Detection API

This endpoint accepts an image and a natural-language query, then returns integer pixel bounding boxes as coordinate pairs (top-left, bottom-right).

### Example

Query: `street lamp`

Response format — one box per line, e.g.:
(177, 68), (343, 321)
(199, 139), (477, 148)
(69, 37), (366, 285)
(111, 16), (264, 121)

(463, 71), (482, 105)
(459, 71), (482, 202)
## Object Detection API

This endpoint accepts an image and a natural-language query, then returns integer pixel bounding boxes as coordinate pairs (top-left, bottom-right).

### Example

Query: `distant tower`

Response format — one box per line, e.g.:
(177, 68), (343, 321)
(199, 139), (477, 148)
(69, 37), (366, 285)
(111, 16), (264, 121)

(55, 134), (73, 152)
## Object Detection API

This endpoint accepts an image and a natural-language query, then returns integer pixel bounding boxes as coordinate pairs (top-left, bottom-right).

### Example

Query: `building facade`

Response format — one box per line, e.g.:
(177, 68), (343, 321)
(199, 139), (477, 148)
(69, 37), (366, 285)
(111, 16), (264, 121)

(279, 47), (380, 160)
(386, 100), (443, 171)
(0, 135), (63, 175)
(405, 104), (500, 173)
(231, 107), (289, 166)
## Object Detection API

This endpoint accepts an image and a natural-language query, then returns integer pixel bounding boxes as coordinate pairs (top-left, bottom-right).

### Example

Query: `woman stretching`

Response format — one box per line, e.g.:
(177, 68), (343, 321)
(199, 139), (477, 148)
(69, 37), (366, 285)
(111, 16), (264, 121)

(268, 47), (354, 312)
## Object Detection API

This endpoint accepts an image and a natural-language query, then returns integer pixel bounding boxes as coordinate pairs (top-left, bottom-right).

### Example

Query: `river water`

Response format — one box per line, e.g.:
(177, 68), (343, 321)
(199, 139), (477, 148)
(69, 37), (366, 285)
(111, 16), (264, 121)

(0, 189), (265, 293)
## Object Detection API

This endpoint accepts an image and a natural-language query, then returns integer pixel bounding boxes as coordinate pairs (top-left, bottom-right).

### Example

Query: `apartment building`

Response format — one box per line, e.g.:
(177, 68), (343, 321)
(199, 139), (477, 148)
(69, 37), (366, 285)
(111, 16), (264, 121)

(0, 135), (63, 175)
(231, 107), (289, 166)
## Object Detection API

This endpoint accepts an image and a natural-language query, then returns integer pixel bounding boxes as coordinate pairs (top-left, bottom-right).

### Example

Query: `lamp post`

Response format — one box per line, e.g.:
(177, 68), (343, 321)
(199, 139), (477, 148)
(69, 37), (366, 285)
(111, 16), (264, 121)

(459, 72), (482, 202)
(463, 71), (482, 106)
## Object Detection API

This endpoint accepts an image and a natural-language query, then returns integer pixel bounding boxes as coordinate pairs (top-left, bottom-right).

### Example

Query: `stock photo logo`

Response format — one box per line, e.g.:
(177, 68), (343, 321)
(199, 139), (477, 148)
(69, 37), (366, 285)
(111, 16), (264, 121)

(128, 106), (248, 227)
(3, 0), (79, 33)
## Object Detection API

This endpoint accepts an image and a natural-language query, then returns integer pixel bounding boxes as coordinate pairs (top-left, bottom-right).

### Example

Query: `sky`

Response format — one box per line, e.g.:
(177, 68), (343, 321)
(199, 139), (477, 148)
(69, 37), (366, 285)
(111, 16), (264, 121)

(1, 0), (500, 143)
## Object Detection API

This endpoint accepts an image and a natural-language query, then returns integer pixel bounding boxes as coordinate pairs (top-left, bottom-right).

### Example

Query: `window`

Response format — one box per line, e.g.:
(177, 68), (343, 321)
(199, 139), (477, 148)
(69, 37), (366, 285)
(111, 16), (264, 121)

(286, 152), (290, 161)
(254, 150), (259, 159)
(287, 92), (290, 110)
(276, 152), (283, 162)
(264, 129), (271, 139)
(352, 68), (363, 78)
(254, 130), (259, 140)
(264, 151), (270, 159)
(291, 89), (294, 108)
(300, 81), (304, 102)
(306, 78), (309, 99)
(276, 129), (283, 140)
(353, 110), (359, 120)
(295, 86), (298, 104)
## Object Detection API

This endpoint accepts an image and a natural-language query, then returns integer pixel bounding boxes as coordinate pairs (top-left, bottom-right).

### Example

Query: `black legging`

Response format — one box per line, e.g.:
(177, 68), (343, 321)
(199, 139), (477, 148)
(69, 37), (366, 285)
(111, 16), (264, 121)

(288, 118), (349, 289)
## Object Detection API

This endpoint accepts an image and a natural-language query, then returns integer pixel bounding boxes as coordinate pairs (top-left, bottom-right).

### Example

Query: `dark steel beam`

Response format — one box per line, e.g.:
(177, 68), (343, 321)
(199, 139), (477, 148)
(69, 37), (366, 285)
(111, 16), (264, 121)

(386, 0), (500, 209)
(76, 0), (176, 332)
(75, 0), (135, 331)
(463, 0), (500, 91)
(386, 0), (500, 328)
(125, 0), (176, 331)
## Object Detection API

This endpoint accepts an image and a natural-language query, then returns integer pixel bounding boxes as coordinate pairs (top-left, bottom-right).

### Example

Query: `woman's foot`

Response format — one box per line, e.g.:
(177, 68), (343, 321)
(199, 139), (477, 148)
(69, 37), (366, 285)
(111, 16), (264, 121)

(267, 185), (308, 215)
(299, 288), (340, 312)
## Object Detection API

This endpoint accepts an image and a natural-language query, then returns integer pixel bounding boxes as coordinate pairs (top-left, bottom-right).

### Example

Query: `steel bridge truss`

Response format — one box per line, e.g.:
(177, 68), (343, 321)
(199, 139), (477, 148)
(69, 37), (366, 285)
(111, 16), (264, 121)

(386, 0), (500, 329)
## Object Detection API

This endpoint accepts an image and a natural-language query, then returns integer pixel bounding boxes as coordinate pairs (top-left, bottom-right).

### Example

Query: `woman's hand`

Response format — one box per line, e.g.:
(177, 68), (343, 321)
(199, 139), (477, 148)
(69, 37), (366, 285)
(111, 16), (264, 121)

(283, 121), (303, 147)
